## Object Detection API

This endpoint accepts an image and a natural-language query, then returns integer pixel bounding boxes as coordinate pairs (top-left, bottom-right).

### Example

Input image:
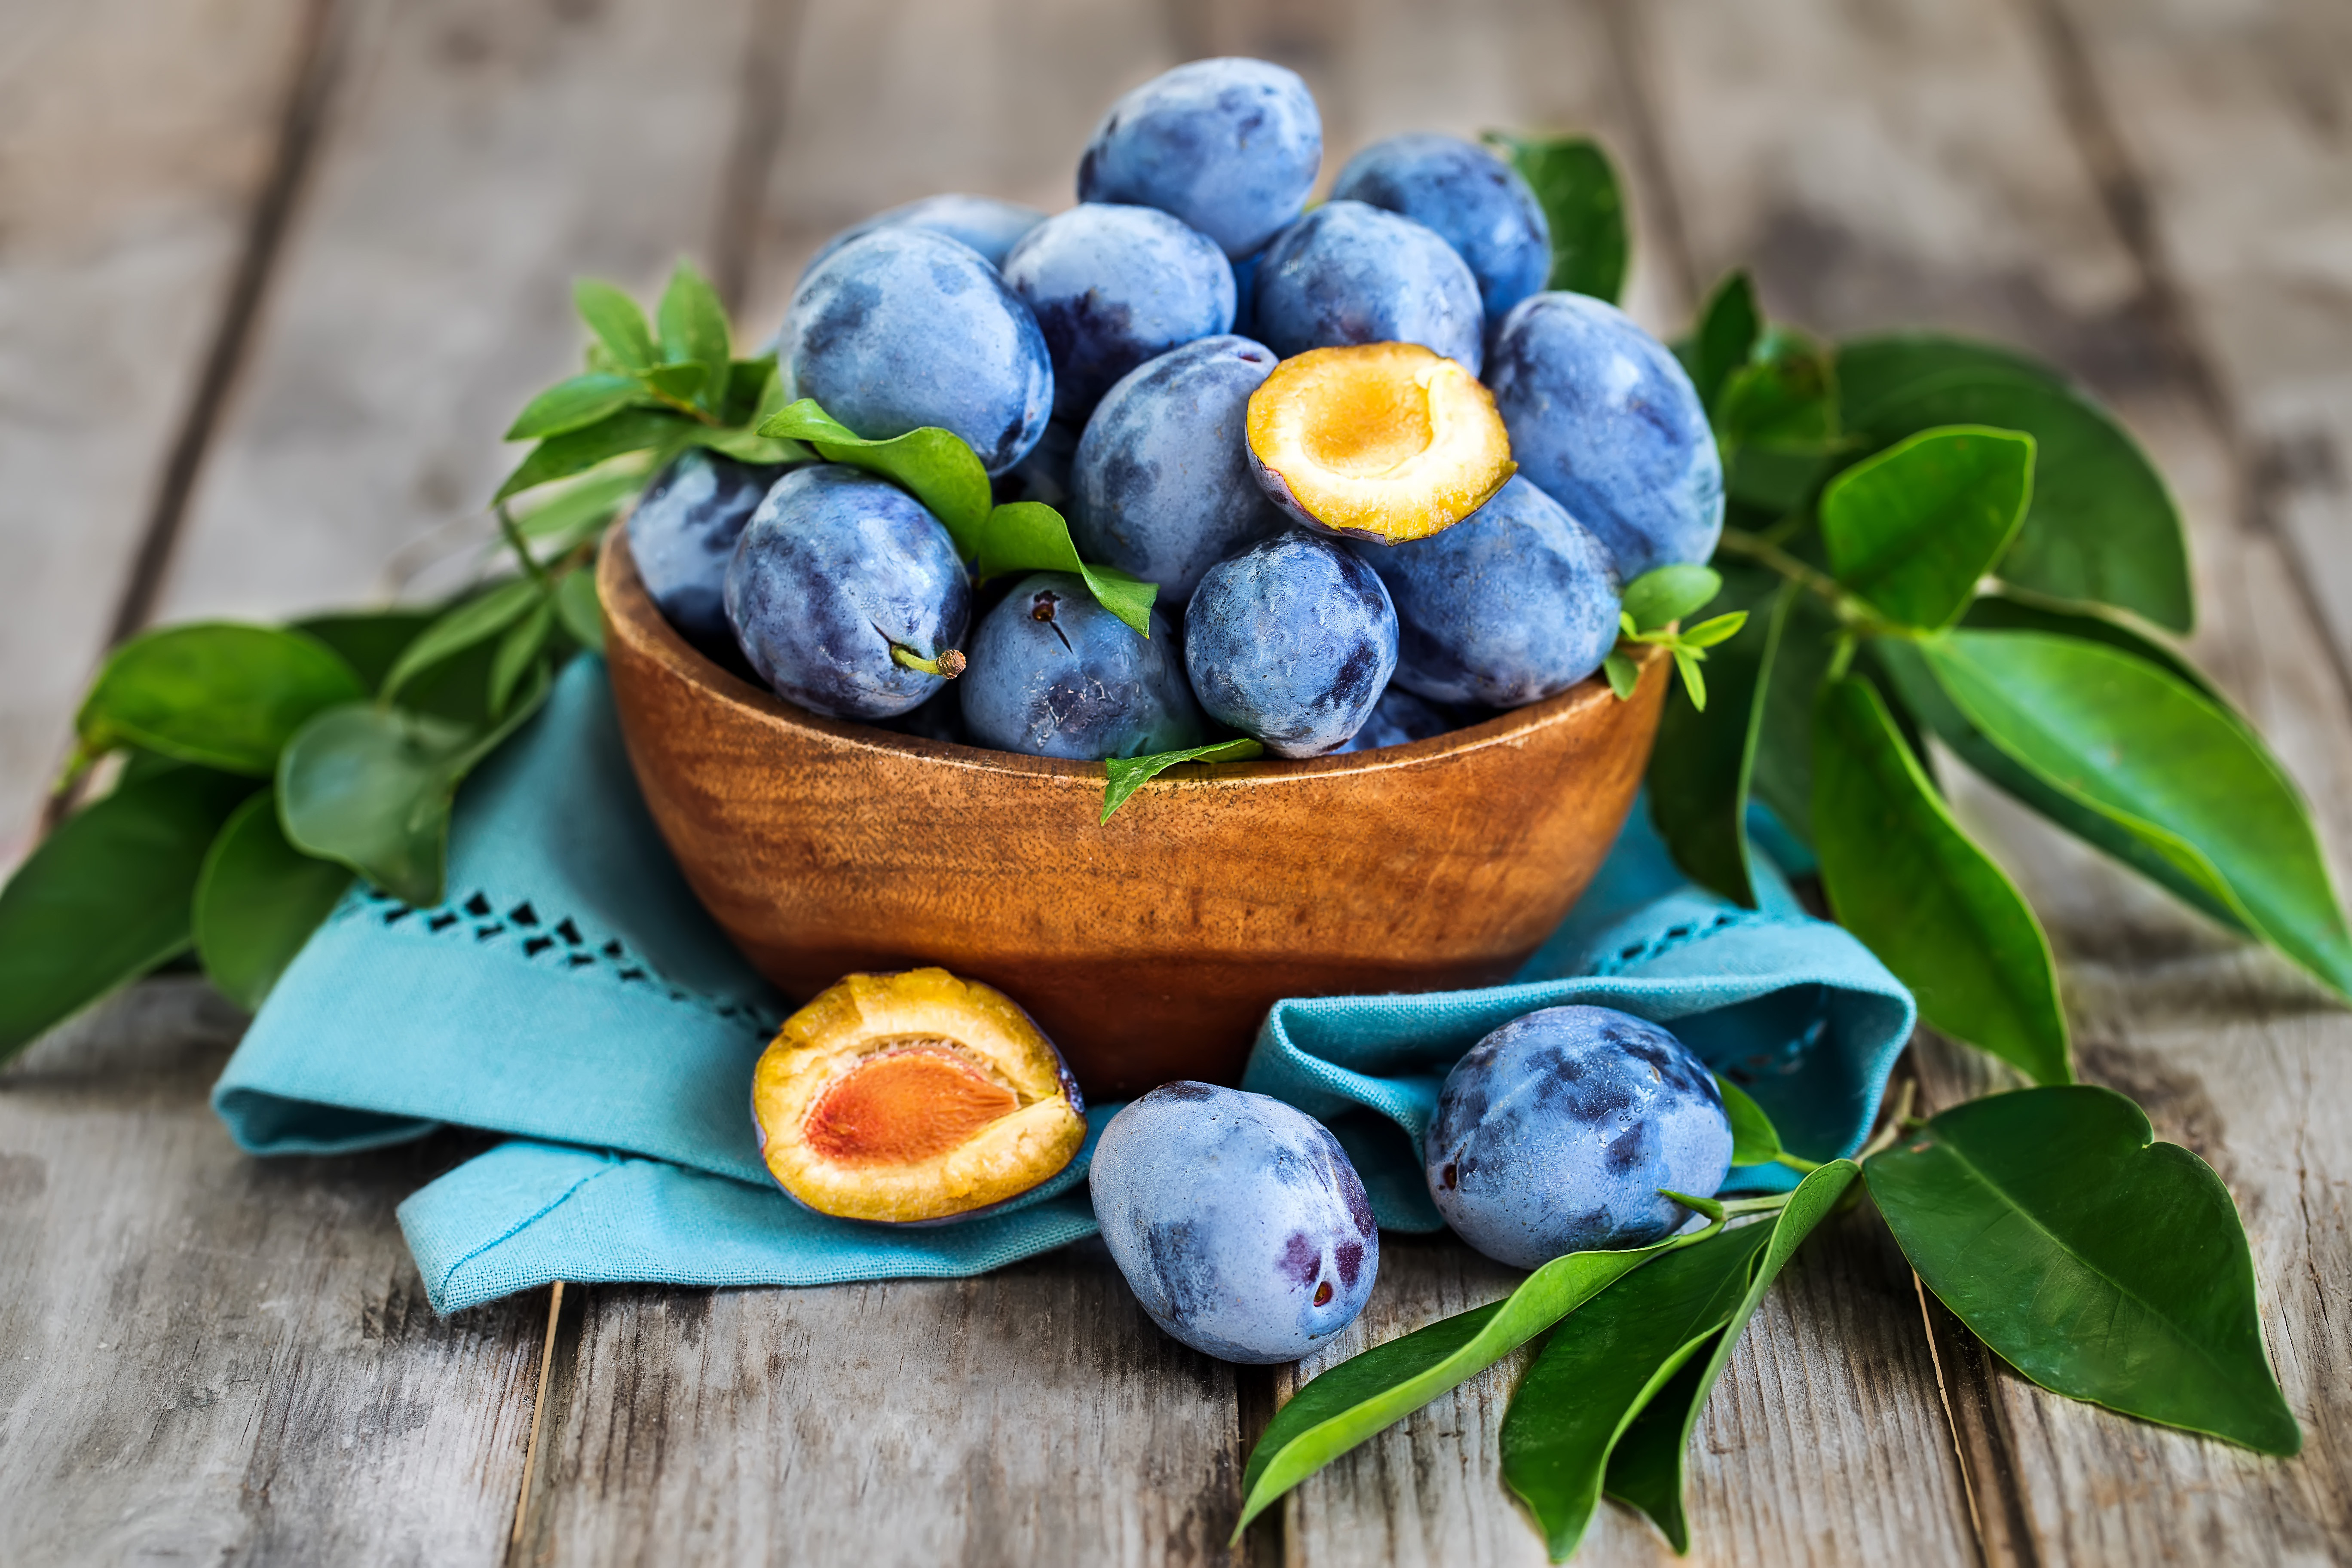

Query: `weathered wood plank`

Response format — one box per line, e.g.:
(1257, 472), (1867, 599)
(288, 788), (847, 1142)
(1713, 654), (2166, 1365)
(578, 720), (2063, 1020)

(0, 0), (317, 866)
(0, 980), (545, 1564)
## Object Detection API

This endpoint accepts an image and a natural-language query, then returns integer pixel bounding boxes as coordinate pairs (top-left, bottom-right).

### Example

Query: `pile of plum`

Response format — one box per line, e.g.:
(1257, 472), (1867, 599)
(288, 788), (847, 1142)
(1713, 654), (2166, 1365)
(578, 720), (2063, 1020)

(629, 56), (1722, 762)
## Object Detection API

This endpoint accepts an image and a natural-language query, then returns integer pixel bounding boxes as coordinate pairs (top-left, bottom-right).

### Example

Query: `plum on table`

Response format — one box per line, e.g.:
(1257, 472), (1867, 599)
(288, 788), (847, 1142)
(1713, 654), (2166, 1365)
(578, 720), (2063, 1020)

(1329, 132), (1552, 327)
(1250, 200), (1487, 375)
(1077, 58), (1322, 260)
(1183, 529), (1398, 758)
(959, 572), (1205, 760)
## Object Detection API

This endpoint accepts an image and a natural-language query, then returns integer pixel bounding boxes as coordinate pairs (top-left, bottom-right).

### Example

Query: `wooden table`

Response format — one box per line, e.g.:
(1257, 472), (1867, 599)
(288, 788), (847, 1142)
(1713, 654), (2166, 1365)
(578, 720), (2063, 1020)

(3, 0), (2347, 1560)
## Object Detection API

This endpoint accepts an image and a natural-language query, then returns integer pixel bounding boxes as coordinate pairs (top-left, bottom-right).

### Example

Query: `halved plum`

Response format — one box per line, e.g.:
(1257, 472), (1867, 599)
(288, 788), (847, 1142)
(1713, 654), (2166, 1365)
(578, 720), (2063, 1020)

(752, 968), (1086, 1223)
(1244, 342), (1513, 545)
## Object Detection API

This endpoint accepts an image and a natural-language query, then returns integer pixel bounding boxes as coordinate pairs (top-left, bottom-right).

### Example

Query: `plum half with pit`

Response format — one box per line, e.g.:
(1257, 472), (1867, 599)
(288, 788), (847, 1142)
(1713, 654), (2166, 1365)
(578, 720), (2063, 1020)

(1183, 529), (1398, 757)
(1424, 1005), (1734, 1269)
(960, 573), (1205, 760)
(723, 464), (971, 722)
(1091, 1082), (1379, 1363)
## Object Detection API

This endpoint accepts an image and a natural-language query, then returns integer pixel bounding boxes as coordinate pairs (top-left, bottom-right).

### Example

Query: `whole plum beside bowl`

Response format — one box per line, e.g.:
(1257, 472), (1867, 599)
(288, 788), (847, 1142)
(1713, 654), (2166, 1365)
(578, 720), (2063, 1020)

(1251, 201), (1488, 374)
(1077, 57), (1322, 259)
(1091, 1082), (1378, 1363)
(1328, 133), (1552, 327)
(1424, 1005), (1734, 1268)
(961, 572), (1206, 760)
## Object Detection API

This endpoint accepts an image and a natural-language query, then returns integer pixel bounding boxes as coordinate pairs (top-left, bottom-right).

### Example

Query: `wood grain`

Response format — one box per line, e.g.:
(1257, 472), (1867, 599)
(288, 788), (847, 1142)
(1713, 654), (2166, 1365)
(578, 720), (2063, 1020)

(0, 980), (544, 1564)
(0, 0), (317, 867)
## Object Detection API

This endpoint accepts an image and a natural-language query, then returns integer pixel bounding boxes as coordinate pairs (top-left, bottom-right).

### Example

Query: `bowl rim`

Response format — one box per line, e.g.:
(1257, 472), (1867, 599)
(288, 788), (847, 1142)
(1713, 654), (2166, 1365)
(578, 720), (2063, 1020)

(599, 527), (1669, 789)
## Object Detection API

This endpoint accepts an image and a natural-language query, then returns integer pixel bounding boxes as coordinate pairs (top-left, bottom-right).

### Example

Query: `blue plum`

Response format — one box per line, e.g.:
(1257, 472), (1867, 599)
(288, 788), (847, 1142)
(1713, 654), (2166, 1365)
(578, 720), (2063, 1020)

(722, 465), (971, 721)
(1076, 58), (1322, 259)
(1424, 1006), (1733, 1269)
(1350, 475), (1622, 709)
(1002, 203), (1236, 421)
(1329, 133), (1551, 327)
(1250, 201), (1485, 375)
(1229, 247), (1264, 339)
(801, 193), (1047, 275)
(1334, 684), (1465, 753)
(1091, 1082), (1379, 1364)
(625, 449), (783, 652)
(1183, 529), (1399, 757)
(1069, 334), (1285, 603)
(777, 227), (1054, 476)
(1485, 291), (1724, 581)
(960, 573), (1205, 760)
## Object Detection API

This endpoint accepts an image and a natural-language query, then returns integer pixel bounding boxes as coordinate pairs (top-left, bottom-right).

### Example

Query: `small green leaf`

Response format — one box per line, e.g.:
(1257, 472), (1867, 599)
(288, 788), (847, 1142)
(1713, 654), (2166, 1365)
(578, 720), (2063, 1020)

(1921, 630), (2352, 999)
(495, 408), (696, 502)
(1678, 611), (1747, 649)
(1604, 1163), (1859, 1549)
(381, 579), (543, 701)
(1621, 564), (1721, 633)
(976, 501), (1159, 634)
(1868, 1087), (2297, 1455)
(554, 568), (605, 654)
(1814, 674), (2071, 1084)
(1820, 426), (2036, 629)
(0, 767), (256, 1061)
(511, 469), (648, 555)
(573, 278), (657, 372)
(489, 600), (556, 716)
(1602, 652), (1640, 701)
(192, 789), (352, 1010)
(1672, 649), (1707, 710)
(1838, 335), (2192, 632)
(1484, 133), (1628, 303)
(77, 624), (367, 776)
(1687, 272), (1760, 413)
(1101, 738), (1262, 824)
(1501, 1222), (1776, 1559)
(1647, 568), (1781, 905)
(505, 373), (647, 441)
(641, 361), (714, 405)
(1231, 1222), (1718, 1540)
(1717, 1074), (1782, 1166)
(655, 259), (732, 409)
(686, 424), (808, 466)
(756, 398), (992, 547)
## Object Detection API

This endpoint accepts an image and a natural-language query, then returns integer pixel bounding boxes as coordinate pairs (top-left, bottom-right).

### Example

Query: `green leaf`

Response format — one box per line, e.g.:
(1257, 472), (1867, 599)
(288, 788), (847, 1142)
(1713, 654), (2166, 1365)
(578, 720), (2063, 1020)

(1838, 335), (2192, 632)
(1717, 1074), (1782, 1166)
(1483, 133), (1627, 303)
(976, 501), (1159, 634)
(77, 624), (367, 776)
(1687, 271), (1760, 413)
(495, 408), (695, 503)
(191, 788), (352, 1010)
(489, 600), (555, 716)
(686, 424), (809, 466)
(554, 568), (604, 654)
(728, 355), (782, 424)
(511, 469), (647, 554)
(1813, 674), (2072, 1084)
(1621, 564), (1722, 633)
(1678, 612), (1747, 649)
(505, 372), (647, 441)
(655, 259), (732, 409)
(1231, 1220), (1718, 1540)
(1747, 580), (1840, 851)
(573, 278), (657, 372)
(755, 399), (992, 547)
(1101, 738), (1263, 824)
(1605, 1162), (1860, 1549)
(0, 768), (255, 1061)
(292, 611), (435, 695)
(1602, 652), (1639, 701)
(1647, 567), (1781, 905)
(1719, 329), (1844, 512)
(1961, 588), (2230, 713)
(1868, 1087), (2298, 1455)
(1501, 1221), (1776, 1559)
(1920, 630), (2352, 998)
(640, 361), (714, 405)
(380, 579), (543, 701)
(1820, 426), (2036, 629)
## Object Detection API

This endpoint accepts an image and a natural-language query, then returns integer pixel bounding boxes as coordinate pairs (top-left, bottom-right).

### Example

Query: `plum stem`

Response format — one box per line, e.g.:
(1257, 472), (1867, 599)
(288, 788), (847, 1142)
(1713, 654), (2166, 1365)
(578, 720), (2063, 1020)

(892, 645), (966, 679)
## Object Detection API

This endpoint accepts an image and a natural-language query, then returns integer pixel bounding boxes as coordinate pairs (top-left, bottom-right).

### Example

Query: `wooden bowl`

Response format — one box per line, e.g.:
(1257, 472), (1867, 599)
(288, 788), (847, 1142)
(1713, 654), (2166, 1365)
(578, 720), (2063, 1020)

(598, 532), (1669, 1099)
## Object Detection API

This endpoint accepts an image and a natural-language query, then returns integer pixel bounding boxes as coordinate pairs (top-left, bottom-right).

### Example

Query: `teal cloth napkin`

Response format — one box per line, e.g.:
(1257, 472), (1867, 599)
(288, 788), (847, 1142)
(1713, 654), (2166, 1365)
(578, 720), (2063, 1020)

(212, 658), (1913, 1313)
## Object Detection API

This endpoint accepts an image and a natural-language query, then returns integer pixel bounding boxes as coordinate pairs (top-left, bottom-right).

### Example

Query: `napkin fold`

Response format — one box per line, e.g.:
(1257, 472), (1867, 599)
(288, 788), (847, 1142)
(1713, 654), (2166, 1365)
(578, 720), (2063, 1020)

(214, 659), (1912, 1313)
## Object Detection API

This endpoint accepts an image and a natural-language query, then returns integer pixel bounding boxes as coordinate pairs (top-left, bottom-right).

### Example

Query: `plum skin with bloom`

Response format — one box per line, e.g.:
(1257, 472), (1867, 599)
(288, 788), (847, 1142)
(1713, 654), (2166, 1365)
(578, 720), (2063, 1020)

(1069, 334), (1285, 603)
(1334, 684), (1465, 753)
(722, 465), (971, 722)
(1350, 474), (1623, 709)
(1077, 58), (1323, 260)
(1484, 291), (1724, 581)
(776, 227), (1054, 476)
(959, 572), (1205, 760)
(1090, 1081), (1380, 1364)
(625, 449), (782, 653)
(1002, 203), (1237, 422)
(1250, 200), (1487, 376)
(801, 193), (1047, 275)
(1424, 1005), (1734, 1270)
(1184, 530), (1400, 758)
(1329, 133), (1552, 326)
